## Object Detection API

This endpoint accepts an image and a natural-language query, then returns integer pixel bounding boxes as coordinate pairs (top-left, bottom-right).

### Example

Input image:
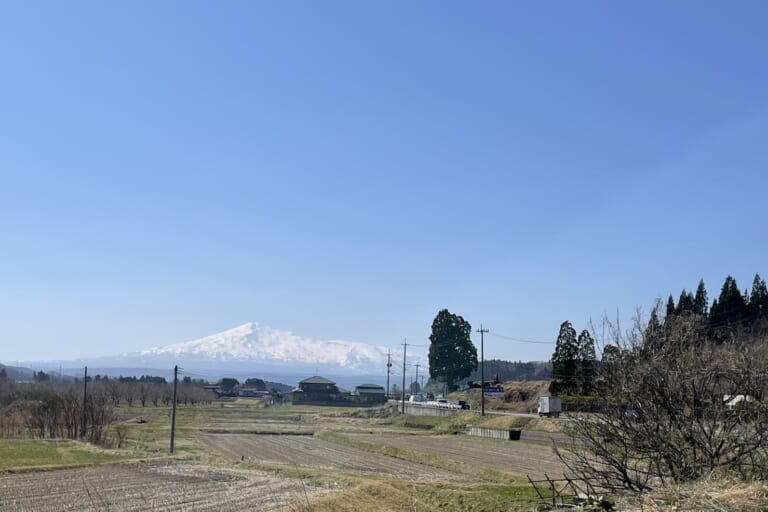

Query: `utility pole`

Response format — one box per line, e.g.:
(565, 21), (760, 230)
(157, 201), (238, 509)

(477, 325), (488, 416)
(82, 366), (88, 439)
(414, 363), (421, 395)
(401, 340), (408, 414)
(386, 349), (392, 398)
(170, 365), (178, 454)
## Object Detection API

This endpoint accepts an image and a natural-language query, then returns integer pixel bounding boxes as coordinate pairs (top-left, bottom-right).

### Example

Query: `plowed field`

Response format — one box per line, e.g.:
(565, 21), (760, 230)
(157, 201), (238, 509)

(200, 433), (482, 483)
(345, 432), (568, 478)
(0, 460), (336, 511)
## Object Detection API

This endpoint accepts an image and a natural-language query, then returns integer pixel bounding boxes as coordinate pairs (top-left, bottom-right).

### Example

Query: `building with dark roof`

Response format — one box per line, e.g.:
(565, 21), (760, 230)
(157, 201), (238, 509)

(291, 376), (349, 405)
(287, 376), (389, 407)
(353, 384), (387, 405)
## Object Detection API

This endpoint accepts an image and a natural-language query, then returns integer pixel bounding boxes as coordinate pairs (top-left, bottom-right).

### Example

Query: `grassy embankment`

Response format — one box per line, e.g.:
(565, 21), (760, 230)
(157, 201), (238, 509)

(0, 439), (126, 473)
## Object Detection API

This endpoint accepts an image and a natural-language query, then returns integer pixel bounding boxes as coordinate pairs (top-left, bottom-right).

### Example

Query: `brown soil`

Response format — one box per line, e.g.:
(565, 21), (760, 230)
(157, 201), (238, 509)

(199, 433), (482, 483)
(344, 432), (568, 479)
(0, 460), (338, 511)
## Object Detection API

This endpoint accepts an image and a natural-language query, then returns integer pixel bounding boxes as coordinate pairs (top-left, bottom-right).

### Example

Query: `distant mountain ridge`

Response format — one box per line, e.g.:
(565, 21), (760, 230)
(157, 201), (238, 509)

(12, 322), (425, 389)
(132, 322), (392, 373)
(0, 363), (34, 381)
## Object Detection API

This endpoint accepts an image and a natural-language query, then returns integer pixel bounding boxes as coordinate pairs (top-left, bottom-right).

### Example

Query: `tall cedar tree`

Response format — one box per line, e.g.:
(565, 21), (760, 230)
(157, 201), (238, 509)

(550, 321), (579, 395)
(749, 274), (768, 322)
(644, 305), (664, 352)
(428, 309), (477, 392)
(666, 295), (676, 317)
(577, 330), (598, 395)
(693, 279), (709, 316)
(676, 289), (694, 314)
(710, 275), (747, 330)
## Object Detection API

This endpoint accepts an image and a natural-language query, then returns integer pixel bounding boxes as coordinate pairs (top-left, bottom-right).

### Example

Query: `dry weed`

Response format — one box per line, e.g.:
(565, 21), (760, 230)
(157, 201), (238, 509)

(618, 475), (768, 511)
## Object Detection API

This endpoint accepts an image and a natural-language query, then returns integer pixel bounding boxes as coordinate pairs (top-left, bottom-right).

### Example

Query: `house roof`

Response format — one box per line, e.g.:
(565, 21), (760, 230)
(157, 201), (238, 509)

(299, 376), (336, 385)
(355, 384), (385, 394)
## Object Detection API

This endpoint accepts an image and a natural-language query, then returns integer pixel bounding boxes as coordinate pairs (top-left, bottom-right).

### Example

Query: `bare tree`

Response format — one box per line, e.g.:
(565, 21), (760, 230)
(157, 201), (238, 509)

(557, 312), (768, 491)
(137, 383), (149, 407)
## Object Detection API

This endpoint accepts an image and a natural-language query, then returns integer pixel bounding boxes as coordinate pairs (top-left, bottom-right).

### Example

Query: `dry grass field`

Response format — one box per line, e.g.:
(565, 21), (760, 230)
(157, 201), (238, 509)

(0, 398), (570, 511)
(9, 394), (762, 510)
(200, 432), (484, 483)
(342, 432), (567, 479)
(0, 460), (337, 511)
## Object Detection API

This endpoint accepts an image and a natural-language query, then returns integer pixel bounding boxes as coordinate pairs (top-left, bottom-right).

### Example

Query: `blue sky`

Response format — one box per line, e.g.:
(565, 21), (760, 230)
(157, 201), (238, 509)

(1, 1), (766, 363)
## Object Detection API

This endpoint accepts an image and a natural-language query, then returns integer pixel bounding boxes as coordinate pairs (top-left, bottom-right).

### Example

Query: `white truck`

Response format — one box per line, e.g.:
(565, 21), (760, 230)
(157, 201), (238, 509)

(538, 396), (562, 418)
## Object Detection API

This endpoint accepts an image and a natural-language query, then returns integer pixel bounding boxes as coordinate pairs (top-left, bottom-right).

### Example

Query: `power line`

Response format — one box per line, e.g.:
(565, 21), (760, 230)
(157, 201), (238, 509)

(488, 331), (554, 345)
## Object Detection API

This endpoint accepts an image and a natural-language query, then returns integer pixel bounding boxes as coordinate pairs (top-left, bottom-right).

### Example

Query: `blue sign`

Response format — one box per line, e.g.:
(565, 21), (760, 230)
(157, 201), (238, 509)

(483, 386), (504, 398)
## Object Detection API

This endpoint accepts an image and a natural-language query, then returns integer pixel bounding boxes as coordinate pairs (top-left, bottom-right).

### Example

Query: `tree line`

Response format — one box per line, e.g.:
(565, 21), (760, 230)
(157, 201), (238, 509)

(664, 273), (767, 336)
(0, 372), (214, 442)
(461, 360), (551, 386)
(557, 271), (768, 493)
(548, 273), (768, 400)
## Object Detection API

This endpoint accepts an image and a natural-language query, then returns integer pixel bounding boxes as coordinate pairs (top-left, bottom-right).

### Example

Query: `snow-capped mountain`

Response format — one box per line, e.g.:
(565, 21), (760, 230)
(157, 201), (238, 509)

(135, 322), (391, 372)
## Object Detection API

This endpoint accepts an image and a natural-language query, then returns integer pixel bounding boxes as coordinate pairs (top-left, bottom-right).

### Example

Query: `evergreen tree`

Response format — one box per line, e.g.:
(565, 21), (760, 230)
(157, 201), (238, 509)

(217, 378), (240, 393)
(428, 309), (477, 392)
(750, 274), (768, 320)
(676, 289), (695, 315)
(0, 368), (7, 381)
(666, 295), (676, 317)
(644, 305), (664, 352)
(710, 275), (747, 329)
(577, 330), (598, 395)
(693, 279), (709, 316)
(550, 321), (579, 395)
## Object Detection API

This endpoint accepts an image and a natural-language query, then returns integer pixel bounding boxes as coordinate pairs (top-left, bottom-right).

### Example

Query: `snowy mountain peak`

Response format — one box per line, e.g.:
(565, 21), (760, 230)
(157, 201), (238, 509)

(138, 322), (393, 372)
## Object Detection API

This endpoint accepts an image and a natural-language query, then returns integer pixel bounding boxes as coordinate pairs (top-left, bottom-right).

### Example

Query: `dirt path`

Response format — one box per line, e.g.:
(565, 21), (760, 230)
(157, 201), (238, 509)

(200, 433), (482, 483)
(0, 460), (337, 511)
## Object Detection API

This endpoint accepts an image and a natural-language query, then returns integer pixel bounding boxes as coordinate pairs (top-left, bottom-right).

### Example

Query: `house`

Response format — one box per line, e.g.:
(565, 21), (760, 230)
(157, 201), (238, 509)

(291, 376), (349, 405)
(353, 384), (387, 405)
(724, 394), (753, 409)
(288, 376), (389, 407)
